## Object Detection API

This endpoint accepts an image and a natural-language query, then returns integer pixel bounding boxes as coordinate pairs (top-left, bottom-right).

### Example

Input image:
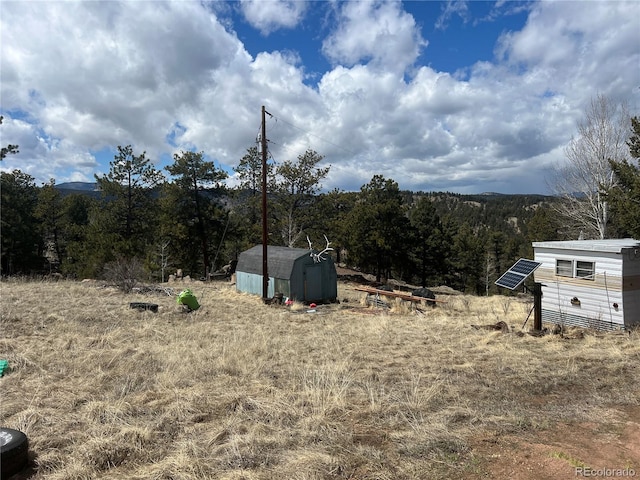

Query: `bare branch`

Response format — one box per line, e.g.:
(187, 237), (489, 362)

(548, 94), (631, 239)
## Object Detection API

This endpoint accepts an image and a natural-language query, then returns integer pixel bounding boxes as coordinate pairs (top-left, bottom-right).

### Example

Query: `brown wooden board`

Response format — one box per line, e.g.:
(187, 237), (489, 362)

(354, 286), (447, 304)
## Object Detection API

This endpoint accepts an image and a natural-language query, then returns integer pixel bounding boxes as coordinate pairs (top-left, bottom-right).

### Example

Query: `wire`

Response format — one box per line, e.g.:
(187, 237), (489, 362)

(212, 213), (231, 271)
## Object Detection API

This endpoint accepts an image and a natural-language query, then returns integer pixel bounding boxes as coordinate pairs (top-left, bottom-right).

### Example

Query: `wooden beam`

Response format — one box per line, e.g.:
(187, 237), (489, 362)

(354, 286), (447, 304)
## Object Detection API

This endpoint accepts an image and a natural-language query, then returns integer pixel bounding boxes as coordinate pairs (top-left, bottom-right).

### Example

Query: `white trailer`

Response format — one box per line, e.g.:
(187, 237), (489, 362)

(532, 239), (640, 330)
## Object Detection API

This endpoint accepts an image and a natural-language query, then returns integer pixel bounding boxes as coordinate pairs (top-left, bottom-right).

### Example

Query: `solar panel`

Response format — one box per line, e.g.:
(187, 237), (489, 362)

(495, 258), (541, 290)
(509, 259), (540, 276)
(495, 271), (525, 289)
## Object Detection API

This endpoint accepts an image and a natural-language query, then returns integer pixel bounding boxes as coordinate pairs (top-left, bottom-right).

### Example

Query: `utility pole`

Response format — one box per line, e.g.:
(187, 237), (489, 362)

(261, 106), (270, 301)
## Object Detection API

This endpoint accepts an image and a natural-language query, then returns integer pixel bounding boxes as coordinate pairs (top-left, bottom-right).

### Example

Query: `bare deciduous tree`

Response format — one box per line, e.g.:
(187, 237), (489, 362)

(549, 94), (630, 239)
(156, 239), (171, 283)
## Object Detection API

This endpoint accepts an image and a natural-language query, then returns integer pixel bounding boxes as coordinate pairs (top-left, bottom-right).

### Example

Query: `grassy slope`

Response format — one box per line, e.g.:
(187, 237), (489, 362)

(1, 280), (638, 479)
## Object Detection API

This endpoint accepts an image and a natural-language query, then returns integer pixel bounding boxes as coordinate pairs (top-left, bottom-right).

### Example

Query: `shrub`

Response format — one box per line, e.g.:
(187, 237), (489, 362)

(103, 257), (144, 293)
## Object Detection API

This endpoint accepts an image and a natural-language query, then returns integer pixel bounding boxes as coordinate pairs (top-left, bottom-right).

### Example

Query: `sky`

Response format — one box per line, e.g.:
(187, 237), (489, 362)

(1, 0), (639, 195)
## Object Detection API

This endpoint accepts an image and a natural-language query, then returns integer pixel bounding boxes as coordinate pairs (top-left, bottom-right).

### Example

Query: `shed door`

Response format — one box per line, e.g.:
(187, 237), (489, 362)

(305, 265), (322, 301)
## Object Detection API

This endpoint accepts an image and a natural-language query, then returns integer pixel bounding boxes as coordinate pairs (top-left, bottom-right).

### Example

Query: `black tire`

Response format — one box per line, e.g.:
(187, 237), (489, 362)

(0, 427), (29, 480)
(411, 287), (436, 307)
(129, 302), (158, 313)
(411, 287), (435, 300)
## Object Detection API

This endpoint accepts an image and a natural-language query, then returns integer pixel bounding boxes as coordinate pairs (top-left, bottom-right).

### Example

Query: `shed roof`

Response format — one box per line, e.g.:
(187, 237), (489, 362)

(237, 245), (313, 278)
(532, 238), (640, 253)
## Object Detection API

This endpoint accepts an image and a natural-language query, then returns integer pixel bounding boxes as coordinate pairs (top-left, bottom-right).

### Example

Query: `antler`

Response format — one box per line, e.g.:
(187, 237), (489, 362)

(307, 235), (334, 263)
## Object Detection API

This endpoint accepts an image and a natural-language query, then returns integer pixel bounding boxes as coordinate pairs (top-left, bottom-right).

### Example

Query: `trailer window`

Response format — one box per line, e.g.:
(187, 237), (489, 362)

(576, 261), (595, 279)
(556, 259), (573, 277)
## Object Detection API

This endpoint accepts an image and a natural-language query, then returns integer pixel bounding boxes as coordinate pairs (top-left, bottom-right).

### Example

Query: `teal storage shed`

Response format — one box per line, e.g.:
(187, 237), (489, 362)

(236, 245), (338, 303)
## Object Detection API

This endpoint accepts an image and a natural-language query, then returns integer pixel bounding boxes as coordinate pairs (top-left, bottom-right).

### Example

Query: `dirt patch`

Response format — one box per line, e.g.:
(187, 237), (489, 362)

(470, 406), (640, 479)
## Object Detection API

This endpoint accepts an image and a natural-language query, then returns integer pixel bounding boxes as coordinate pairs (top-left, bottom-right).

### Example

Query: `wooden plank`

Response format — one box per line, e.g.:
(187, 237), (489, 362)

(354, 286), (447, 303)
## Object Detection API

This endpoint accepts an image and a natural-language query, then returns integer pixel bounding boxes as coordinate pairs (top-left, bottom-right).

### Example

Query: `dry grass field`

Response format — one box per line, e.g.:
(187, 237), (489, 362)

(1, 278), (639, 479)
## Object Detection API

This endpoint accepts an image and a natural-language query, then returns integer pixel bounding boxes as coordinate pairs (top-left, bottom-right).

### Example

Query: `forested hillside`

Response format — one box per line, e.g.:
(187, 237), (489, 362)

(4, 111), (640, 295)
(1, 158), (564, 295)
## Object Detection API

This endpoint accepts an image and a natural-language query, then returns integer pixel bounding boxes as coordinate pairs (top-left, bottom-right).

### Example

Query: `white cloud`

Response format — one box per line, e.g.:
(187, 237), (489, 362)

(171, 50), (322, 168)
(1, 0), (638, 195)
(240, 0), (307, 34)
(1, 0), (248, 171)
(0, 116), (100, 183)
(322, 0), (427, 73)
(435, 0), (470, 30)
(495, 1), (640, 106)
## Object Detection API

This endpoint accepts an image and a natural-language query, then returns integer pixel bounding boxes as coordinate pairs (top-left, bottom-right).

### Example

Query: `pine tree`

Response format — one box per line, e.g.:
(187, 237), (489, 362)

(59, 194), (95, 278)
(1, 170), (43, 274)
(273, 149), (329, 247)
(608, 116), (640, 238)
(164, 150), (228, 278)
(93, 145), (165, 259)
(232, 146), (275, 245)
(345, 175), (409, 283)
(408, 196), (448, 287)
(35, 179), (64, 272)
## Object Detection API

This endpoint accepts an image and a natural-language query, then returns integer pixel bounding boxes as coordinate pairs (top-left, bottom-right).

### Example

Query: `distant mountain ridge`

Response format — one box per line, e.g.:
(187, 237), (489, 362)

(54, 182), (543, 197)
(55, 182), (98, 191)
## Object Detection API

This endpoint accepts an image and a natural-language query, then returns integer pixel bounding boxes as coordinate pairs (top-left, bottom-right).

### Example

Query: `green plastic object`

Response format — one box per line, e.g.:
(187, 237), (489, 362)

(0, 359), (8, 377)
(177, 289), (200, 311)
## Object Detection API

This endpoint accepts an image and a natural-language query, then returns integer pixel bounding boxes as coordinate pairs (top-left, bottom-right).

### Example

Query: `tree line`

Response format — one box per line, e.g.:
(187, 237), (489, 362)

(2, 108), (639, 295)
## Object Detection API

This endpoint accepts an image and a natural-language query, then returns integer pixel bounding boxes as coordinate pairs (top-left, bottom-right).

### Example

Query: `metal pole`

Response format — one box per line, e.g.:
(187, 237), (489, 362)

(261, 105), (269, 300)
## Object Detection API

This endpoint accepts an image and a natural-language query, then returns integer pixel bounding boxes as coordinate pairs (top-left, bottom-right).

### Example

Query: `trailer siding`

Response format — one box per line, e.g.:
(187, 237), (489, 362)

(532, 239), (640, 330)
(622, 249), (640, 327)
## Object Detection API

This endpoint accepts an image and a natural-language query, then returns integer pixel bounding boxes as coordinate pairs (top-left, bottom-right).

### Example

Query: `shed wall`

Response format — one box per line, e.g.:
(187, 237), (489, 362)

(236, 272), (277, 298)
(235, 245), (337, 302)
(288, 256), (337, 302)
(289, 257), (306, 300)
